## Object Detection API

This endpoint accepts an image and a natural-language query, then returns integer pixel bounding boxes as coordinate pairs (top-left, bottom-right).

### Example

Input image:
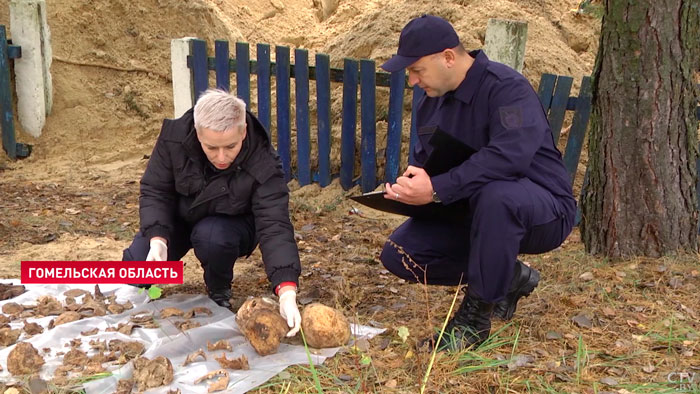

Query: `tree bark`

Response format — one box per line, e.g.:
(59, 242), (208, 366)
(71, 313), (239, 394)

(581, 0), (700, 257)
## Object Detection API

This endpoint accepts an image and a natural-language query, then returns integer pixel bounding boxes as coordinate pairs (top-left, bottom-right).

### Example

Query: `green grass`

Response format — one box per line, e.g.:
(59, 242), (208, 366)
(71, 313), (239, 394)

(575, 334), (588, 384)
(452, 324), (519, 375)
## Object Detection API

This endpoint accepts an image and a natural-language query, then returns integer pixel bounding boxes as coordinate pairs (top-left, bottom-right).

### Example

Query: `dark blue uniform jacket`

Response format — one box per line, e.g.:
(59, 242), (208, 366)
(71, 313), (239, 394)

(414, 50), (576, 221)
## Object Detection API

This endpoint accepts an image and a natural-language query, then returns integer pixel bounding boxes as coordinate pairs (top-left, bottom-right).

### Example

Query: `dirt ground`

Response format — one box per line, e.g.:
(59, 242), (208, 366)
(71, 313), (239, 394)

(2, 1), (698, 393)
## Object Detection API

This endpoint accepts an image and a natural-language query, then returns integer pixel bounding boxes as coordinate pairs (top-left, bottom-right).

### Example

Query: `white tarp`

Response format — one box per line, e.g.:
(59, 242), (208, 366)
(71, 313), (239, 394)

(0, 282), (384, 393)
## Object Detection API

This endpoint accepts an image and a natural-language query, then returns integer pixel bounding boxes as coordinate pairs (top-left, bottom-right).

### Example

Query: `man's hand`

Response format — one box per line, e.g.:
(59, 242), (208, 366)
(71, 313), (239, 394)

(384, 165), (434, 205)
(146, 238), (168, 261)
(278, 288), (302, 337)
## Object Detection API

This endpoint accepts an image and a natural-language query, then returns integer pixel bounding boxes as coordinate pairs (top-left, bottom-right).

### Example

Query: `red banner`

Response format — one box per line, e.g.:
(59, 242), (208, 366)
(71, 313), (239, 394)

(21, 261), (184, 284)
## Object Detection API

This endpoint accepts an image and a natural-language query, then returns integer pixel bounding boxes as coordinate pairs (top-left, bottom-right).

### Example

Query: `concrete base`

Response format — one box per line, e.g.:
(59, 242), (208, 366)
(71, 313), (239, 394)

(9, 0), (52, 138)
(484, 18), (528, 73)
(171, 38), (196, 119)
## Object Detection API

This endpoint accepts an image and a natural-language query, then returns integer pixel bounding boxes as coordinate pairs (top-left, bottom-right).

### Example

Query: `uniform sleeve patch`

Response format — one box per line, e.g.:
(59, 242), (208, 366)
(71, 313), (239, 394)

(499, 106), (524, 130)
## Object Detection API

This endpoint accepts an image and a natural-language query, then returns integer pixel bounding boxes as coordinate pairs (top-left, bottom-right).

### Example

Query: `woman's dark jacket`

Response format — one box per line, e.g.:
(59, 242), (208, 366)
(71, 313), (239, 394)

(138, 108), (300, 291)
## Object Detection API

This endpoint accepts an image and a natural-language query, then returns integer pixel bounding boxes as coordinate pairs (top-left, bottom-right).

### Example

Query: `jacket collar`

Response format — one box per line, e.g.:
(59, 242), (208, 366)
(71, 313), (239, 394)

(452, 49), (488, 105)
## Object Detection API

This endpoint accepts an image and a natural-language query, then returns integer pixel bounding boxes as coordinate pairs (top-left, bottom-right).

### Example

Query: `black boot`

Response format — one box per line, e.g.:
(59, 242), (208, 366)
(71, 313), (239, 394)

(421, 288), (494, 352)
(492, 260), (540, 321)
(208, 288), (232, 309)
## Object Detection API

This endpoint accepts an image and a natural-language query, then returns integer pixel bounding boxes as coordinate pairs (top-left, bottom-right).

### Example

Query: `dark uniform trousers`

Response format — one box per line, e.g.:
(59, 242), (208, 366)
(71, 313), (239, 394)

(380, 177), (574, 303)
(122, 214), (256, 291)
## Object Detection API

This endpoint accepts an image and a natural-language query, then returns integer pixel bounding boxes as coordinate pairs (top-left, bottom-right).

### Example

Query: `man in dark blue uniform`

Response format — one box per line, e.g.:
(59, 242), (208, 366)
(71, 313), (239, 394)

(379, 15), (576, 351)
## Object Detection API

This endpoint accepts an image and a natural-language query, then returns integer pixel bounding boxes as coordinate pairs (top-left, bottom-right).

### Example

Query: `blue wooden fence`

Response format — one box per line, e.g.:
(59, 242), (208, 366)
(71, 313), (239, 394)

(185, 40), (700, 230)
(186, 41), (602, 195)
(186, 40), (416, 192)
(0, 25), (31, 160)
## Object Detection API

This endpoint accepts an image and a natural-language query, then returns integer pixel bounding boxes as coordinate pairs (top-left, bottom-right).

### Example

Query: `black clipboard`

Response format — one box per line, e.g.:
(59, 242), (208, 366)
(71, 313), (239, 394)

(349, 127), (476, 220)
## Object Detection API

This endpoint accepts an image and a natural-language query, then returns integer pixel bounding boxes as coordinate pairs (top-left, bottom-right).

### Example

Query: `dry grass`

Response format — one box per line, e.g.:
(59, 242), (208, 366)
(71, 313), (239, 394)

(241, 210), (700, 394)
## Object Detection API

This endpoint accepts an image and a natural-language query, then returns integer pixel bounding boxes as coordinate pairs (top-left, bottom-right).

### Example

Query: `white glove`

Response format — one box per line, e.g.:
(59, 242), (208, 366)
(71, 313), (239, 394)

(146, 238), (168, 261)
(279, 290), (302, 337)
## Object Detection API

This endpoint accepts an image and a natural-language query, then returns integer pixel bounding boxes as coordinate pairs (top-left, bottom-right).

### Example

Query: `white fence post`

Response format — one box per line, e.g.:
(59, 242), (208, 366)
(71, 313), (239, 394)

(9, 0), (52, 137)
(484, 18), (528, 73)
(171, 37), (196, 118)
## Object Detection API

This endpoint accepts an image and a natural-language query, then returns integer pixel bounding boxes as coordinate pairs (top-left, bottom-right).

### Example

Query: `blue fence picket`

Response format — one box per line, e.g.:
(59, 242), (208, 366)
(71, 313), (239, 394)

(214, 40), (230, 91)
(537, 73), (557, 113)
(385, 70), (405, 183)
(0, 26), (16, 159)
(295, 49), (311, 186)
(409, 85), (423, 164)
(548, 76), (574, 144)
(360, 60), (376, 192)
(563, 76), (592, 187)
(192, 39), (208, 102)
(340, 59), (358, 191)
(0, 26), (30, 159)
(275, 46), (292, 181)
(316, 54), (332, 187)
(257, 44), (271, 135)
(235, 42), (250, 106)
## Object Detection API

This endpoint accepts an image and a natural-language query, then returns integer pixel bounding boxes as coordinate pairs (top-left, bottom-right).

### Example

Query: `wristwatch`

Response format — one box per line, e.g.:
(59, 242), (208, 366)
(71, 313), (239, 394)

(432, 191), (441, 203)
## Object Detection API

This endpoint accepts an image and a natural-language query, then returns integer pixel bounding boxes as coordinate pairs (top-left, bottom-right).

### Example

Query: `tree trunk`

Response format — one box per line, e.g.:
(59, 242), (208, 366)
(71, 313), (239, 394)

(581, 0), (700, 257)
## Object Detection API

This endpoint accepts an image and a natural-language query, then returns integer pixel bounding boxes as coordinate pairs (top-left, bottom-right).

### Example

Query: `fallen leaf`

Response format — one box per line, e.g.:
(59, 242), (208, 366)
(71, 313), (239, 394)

(599, 376), (618, 386)
(354, 338), (370, 352)
(507, 354), (535, 370)
(625, 319), (640, 328)
(546, 331), (562, 340)
(669, 277), (683, 288)
(385, 379), (397, 388)
(572, 314), (593, 328)
(397, 326), (409, 343)
(601, 307), (616, 317)
(579, 272), (594, 281)
(642, 365), (655, 373)
(606, 367), (624, 376)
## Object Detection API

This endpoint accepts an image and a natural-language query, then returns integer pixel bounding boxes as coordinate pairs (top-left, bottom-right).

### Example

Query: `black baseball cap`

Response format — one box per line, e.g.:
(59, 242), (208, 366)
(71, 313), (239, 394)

(381, 15), (460, 72)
